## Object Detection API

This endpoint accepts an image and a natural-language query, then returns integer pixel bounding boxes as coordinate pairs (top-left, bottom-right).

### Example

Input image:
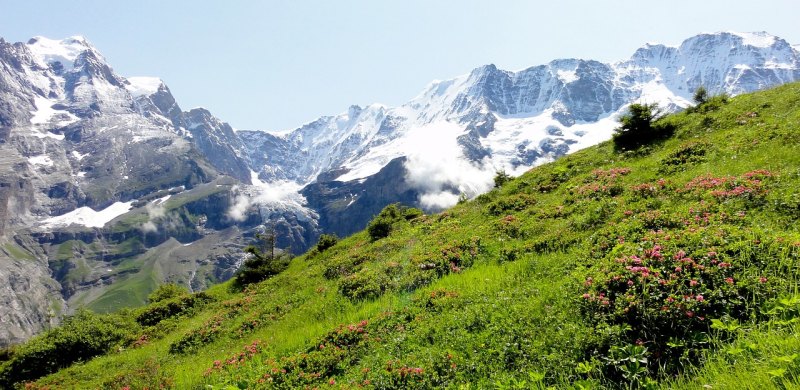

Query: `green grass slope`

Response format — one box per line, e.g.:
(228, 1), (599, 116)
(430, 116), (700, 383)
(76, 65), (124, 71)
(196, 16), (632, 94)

(6, 82), (800, 389)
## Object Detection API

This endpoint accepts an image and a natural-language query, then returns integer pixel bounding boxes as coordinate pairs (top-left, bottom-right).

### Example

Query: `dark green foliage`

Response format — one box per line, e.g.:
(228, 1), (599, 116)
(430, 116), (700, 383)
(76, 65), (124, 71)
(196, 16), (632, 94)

(494, 170), (513, 188)
(367, 217), (393, 241)
(693, 86), (708, 105)
(338, 268), (388, 300)
(147, 283), (189, 304)
(315, 234), (339, 253)
(367, 203), (410, 241)
(0, 348), (10, 363)
(659, 142), (709, 173)
(612, 103), (674, 151)
(402, 207), (424, 221)
(487, 193), (537, 215)
(0, 310), (139, 387)
(135, 292), (214, 327)
(233, 232), (291, 288)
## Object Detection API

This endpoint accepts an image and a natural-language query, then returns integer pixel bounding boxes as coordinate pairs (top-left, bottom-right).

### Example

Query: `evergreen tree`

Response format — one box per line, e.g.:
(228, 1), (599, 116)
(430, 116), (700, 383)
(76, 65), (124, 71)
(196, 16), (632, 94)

(233, 230), (291, 288)
(612, 103), (673, 151)
(693, 86), (708, 105)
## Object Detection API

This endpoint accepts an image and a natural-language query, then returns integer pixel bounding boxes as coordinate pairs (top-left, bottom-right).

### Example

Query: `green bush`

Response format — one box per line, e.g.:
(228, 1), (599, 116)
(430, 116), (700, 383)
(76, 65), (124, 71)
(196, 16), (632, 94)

(403, 207), (424, 221)
(148, 283), (189, 304)
(659, 142), (709, 173)
(136, 292), (214, 327)
(339, 268), (389, 301)
(693, 86), (708, 105)
(315, 234), (339, 253)
(487, 193), (537, 215)
(367, 203), (410, 241)
(367, 216), (394, 241)
(0, 310), (140, 387)
(169, 315), (224, 354)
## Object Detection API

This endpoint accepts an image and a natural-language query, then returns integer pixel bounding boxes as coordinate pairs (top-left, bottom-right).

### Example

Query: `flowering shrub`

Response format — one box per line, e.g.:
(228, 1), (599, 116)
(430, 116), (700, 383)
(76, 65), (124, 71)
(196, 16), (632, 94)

(203, 340), (262, 376)
(659, 142), (709, 173)
(574, 168), (632, 200)
(680, 170), (774, 203)
(487, 193), (537, 215)
(580, 221), (782, 375)
(339, 268), (389, 301)
(135, 292), (213, 327)
(630, 179), (669, 198)
(592, 168), (633, 180)
(495, 215), (523, 238)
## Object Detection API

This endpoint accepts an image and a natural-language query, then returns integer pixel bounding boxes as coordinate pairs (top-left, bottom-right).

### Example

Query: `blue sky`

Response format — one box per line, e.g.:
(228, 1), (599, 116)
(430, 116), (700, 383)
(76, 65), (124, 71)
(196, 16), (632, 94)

(2, 0), (799, 130)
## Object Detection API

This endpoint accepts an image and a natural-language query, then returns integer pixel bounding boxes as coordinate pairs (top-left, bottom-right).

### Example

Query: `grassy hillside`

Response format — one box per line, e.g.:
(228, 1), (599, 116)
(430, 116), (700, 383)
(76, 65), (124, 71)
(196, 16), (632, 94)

(5, 82), (800, 389)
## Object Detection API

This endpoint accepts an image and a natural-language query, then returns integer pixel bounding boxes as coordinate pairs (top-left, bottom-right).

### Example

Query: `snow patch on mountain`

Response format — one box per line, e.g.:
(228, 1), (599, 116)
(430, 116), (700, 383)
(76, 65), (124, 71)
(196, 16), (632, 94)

(125, 77), (164, 97)
(556, 68), (579, 83)
(28, 155), (54, 167)
(29, 96), (79, 126)
(41, 201), (134, 228)
(71, 151), (88, 161)
(731, 31), (777, 48)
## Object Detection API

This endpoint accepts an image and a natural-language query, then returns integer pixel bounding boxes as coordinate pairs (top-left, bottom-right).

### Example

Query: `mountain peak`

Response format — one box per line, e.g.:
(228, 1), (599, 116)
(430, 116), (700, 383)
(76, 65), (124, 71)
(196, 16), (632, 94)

(26, 35), (96, 70)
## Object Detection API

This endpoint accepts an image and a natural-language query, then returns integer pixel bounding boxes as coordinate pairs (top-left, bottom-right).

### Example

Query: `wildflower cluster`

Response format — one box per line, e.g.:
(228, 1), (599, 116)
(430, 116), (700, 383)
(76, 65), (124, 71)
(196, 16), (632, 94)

(680, 170), (774, 201)
(592, 167), (633, 180)
(203, 340), (263, 376)
(575, 167), (632, 199)
(580, 224), (778, 374)
(630, 179), (668, 198)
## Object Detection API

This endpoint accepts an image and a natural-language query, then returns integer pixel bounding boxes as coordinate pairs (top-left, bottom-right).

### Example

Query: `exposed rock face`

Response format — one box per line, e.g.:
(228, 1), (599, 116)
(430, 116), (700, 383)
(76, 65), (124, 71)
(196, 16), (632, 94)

(302, 157), (419, 238)
(0, 236), (64, 347)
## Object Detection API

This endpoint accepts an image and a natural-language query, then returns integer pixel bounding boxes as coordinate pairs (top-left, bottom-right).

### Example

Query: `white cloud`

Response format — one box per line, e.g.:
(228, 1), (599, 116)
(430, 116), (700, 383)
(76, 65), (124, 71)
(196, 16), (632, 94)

(402, 121), (495, 210)
(140, 220), (158, 233)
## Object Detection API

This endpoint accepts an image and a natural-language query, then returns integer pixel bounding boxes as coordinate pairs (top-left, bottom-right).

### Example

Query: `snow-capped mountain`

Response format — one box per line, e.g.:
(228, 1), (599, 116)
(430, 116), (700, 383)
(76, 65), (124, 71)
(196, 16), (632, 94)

(243, 31), (799, 210)
(0, 31), (797, 347)
(0, 36), (314, 346)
